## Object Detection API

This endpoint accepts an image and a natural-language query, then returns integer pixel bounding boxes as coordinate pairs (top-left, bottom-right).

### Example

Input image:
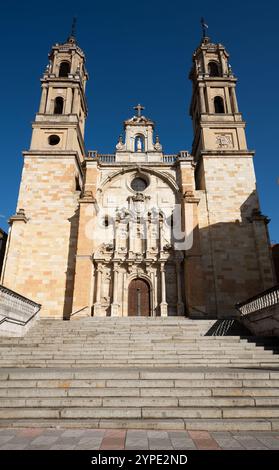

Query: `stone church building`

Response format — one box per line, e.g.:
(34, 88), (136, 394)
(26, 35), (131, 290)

(0, 32), (275, 319)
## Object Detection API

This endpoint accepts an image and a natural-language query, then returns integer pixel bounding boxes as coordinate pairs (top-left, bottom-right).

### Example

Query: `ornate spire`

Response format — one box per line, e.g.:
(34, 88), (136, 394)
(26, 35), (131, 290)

(67, 17), (77, 43)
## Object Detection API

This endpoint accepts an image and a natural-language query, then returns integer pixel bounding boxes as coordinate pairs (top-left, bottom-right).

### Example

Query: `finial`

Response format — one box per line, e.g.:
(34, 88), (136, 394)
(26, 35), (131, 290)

(201, 17), (209, 39)
(67, 17), (77, 42)
(133, 104), (145, 117)
(71, 17), (77, 38)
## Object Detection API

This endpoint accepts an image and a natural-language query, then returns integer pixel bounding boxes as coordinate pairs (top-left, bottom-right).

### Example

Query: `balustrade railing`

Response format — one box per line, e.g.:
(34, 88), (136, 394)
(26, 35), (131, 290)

(99, 155), (115, 163)
(163, 155), (177, 163)
(0, 285), (41, 327)
(87, 151), (115, 163)
(236, 285), (279, 316)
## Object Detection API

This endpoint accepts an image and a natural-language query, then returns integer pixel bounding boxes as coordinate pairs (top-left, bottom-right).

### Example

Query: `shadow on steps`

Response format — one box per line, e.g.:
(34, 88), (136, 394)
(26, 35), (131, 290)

(205, 319), (279, 355)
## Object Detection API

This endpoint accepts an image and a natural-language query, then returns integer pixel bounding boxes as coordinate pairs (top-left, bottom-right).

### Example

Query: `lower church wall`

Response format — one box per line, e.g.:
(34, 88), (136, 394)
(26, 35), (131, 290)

(1, 157), (80, 319)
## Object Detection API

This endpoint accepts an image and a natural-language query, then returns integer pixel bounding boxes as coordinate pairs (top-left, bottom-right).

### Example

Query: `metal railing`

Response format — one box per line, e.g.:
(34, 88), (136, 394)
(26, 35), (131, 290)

(236, 285), (279, 316)
(70, 306), (89, 318)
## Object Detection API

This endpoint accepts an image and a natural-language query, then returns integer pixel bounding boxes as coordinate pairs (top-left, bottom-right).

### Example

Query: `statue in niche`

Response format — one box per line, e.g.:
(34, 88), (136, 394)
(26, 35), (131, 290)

(136, 136), (143, 152)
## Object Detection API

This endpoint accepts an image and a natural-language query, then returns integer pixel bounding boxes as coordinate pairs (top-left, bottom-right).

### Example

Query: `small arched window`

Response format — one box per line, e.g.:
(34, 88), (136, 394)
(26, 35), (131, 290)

(208, 61), (220, 77)
(54, 97), (64, 115)
(214, 96), (225, 113)
(59, 61), (70, 77)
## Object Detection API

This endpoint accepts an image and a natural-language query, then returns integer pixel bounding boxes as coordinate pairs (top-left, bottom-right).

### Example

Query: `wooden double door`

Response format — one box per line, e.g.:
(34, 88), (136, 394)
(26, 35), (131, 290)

(128, 278), (150, 316)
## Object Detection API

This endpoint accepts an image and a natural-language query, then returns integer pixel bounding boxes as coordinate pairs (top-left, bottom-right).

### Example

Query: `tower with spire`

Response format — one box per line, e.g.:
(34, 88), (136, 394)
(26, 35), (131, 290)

(1, 28), (89, 317)
(188, 27), (274, 315)
(1, 26), (275, 320)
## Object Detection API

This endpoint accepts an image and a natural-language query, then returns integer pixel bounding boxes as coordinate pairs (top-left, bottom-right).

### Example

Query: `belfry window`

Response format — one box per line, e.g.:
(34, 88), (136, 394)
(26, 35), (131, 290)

(214, 96), (225, 113)
(59, 61), (70, 77)
(54, 97), (64, 115)
(208, 61), (220, 77)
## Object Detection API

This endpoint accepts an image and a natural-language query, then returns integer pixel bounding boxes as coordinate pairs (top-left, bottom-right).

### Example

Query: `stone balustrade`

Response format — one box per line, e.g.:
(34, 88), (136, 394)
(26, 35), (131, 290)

(0, 285), (41, 336)
(236, 285), (279, 337)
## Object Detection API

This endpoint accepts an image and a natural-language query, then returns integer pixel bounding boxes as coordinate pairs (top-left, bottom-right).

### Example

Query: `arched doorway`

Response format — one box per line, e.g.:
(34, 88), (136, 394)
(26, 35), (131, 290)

(128, 278), (150, 316)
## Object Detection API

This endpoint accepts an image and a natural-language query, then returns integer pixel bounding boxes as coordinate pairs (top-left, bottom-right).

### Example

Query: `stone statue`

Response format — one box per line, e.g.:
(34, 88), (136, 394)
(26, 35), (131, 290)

(154, 135), (162, 151)
(116, 135), (125, 150)
(136, 137), (143, 152)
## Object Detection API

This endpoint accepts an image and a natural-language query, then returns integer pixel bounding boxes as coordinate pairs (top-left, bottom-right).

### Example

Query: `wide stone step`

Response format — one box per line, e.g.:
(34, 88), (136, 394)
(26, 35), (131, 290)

(0, 417), (275, 431)
(2, 368), (279, 380)
(1, 316), (278, 431)
(5, 378), (279, 388)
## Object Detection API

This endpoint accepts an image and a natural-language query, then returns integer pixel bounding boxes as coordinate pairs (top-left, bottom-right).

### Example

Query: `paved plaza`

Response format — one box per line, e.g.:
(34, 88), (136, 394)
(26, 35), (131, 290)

(1, 428), (279, 450)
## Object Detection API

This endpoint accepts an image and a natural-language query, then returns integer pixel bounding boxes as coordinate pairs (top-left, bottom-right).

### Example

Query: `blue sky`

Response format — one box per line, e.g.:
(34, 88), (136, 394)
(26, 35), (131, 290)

(0, 0), (278, 242)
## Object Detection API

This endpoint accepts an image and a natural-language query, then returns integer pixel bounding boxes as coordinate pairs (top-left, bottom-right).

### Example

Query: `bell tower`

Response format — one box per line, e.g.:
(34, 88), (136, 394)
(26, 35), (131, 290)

(1, 28), (89, 318)
(33, 23), (88, 153)
(188, 27), (275, 315)
(189, 34), (245, 160)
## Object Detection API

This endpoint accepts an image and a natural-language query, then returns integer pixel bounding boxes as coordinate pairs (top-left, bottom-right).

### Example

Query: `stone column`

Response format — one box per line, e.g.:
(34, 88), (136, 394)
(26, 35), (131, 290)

(39, 86), (48, 114)
(176, 261), (184, 316)
(183, 193), (206, 317)
(72, 161), (98, 317)
(230, 86), (239, 113)
(179, 157), (205, 318)
(224, 87), (232, 113)
(93, 263), (103, 316)
(1, 210), (28, 290)
(65, 87), (72, 114)
(199, 86), (206, 113)
(160, 263), (168, 317)
(128, 220), (134, 258)
(250, 211), (275, 290)
(72, 87), (80, 114)
(111, 264), (119, 317)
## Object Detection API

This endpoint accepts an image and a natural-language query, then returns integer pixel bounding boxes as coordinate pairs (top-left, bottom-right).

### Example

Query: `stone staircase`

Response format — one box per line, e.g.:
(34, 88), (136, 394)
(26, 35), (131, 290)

(0, 317), (279, 431)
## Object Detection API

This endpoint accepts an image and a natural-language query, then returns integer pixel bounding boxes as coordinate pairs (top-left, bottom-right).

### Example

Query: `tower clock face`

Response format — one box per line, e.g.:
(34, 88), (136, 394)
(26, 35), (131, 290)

(131, 177), (148, 192)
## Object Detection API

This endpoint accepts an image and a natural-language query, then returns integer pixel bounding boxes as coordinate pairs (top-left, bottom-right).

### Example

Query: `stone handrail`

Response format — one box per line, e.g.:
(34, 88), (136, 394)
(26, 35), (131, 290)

(0, 285), (41, 328)
(99, 155), (116, 163)
(236, 285), (279, 316)
(163, 155), (177, 163)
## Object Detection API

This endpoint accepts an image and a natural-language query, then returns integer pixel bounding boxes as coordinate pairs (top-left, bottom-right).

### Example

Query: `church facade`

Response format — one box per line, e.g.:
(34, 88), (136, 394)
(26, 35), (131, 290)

(1, 33), (275, 319)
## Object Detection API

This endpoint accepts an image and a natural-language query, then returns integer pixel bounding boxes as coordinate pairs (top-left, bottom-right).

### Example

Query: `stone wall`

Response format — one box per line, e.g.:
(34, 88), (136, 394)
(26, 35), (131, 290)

(1, 155), (80, 318)
(197, 155), (275, 317)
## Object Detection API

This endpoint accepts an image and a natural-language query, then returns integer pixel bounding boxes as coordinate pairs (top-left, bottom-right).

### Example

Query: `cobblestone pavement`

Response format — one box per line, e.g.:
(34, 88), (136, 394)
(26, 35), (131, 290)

(1, 428), (279, 450)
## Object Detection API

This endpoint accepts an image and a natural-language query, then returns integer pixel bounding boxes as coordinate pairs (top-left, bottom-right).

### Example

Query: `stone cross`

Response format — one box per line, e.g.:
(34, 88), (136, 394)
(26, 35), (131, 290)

(134, 104), (145, 117)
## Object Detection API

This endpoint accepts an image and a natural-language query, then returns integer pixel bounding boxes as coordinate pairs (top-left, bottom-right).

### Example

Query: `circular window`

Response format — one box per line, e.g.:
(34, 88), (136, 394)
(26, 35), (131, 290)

(48, 135), (60, 146)
(131, 177), (148, 192)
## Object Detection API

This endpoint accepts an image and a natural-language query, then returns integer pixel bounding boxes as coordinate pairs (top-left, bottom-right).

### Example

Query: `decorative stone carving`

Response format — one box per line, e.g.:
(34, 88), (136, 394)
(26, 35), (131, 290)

(216, 134), (233, 149)
(9, 209), (28, 225)
(154, 135), (162, 151)
(163, 243), (172, 252)
(103, 243), (114, 252)
(247, 209), (270, 225)
(116, 135), (125, 151)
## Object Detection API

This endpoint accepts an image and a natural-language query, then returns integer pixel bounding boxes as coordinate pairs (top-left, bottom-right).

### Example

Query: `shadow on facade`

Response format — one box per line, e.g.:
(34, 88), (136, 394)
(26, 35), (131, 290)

(197, 190), (274, 318)
(62, 208), (80, 320)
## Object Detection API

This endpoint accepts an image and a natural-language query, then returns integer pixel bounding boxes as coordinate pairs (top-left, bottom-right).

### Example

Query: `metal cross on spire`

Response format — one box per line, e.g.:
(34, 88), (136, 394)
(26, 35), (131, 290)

(133, 104), (145, 117)
(201, 17), (209, 39)
(70, 17), (77, 38)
